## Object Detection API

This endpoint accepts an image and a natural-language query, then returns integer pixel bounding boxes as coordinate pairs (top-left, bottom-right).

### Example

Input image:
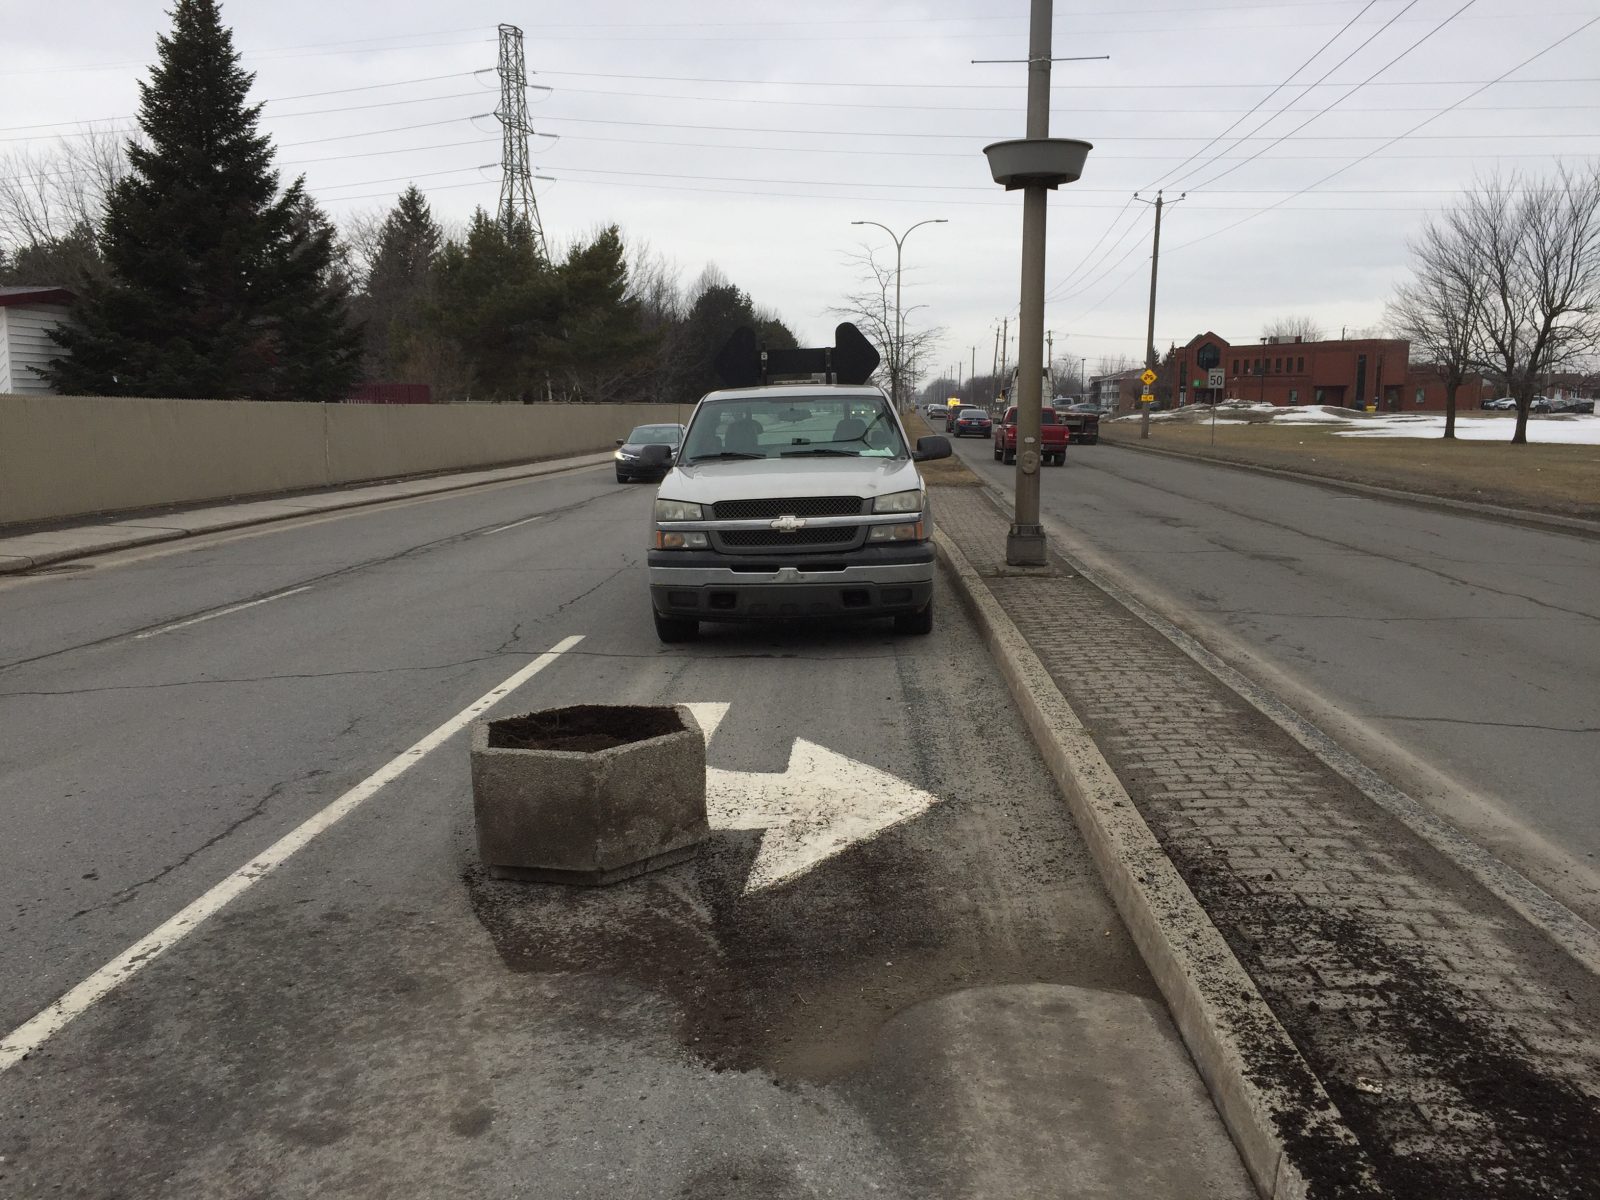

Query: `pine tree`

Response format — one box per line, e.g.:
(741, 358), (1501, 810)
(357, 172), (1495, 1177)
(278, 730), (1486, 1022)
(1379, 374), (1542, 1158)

(45, 0), (358, 400)
(432, 210), (557, 400)
(358, 183), (442, 378)
(543, 225), (657, 400)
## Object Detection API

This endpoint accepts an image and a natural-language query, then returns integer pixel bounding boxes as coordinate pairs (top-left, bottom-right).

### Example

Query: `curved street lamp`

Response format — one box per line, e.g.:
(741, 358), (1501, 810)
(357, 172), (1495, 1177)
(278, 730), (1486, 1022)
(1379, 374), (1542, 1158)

(850, 218), (947, 408)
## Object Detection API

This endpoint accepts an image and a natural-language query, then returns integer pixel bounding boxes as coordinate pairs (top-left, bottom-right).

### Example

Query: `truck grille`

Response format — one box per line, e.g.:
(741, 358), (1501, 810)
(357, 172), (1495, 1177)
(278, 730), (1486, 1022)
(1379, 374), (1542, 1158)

(717, 527), (859, 549)
(710, 496), (862, 520)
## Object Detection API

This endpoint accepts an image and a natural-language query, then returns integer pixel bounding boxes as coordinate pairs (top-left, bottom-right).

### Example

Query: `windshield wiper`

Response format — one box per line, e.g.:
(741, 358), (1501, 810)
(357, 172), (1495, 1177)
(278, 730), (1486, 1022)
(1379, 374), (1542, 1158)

(780, 448), (860, 457)
(686, 451), (765, 463)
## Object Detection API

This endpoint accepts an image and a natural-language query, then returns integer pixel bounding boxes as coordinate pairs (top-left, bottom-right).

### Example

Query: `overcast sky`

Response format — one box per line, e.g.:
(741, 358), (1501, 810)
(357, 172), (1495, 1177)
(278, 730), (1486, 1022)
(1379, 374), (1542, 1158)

(6, 0), (1598, 379)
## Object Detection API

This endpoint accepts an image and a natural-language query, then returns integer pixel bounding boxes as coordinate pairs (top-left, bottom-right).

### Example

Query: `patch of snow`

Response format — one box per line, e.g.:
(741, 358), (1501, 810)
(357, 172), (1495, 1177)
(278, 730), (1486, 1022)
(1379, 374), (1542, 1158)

(1332, 414), (1600, 445)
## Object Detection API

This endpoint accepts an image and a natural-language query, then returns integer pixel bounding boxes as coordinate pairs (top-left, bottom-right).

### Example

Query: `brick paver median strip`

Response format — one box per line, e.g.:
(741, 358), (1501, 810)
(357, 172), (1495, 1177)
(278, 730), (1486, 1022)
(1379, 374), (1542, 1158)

(934, 486), (1600, 1199)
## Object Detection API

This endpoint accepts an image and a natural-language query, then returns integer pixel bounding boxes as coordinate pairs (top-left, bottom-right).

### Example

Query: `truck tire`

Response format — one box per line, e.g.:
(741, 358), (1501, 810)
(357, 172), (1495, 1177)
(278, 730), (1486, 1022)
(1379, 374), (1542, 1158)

(1003, 448), (1016, 465)
(893, 598), (934, 636)
(653, 610), (699, 643)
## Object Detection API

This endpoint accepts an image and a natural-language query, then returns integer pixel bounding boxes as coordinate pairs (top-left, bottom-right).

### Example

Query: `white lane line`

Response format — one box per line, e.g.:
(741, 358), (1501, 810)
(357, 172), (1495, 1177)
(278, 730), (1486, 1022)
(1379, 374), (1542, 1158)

(480, 514), (548, 536)
(133, 586), (314, 639)
(0, 634), (585, 1075)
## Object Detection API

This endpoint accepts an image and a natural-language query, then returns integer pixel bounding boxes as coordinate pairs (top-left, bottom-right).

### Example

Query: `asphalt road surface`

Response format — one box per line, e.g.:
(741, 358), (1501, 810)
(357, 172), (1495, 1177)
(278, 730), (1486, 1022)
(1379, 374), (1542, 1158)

(0, 463), (1250, 1199)
(947, 428), (1600, 922)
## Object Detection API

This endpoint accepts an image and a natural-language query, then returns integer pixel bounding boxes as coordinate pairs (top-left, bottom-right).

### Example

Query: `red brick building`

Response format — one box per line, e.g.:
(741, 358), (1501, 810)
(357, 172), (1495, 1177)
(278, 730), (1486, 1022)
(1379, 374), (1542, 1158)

(1167, 332), (1493, 412)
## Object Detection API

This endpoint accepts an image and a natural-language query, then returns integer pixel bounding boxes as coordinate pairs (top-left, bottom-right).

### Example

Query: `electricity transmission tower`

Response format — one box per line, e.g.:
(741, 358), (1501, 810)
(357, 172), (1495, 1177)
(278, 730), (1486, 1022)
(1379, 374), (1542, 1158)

(495, 23), (547, 261)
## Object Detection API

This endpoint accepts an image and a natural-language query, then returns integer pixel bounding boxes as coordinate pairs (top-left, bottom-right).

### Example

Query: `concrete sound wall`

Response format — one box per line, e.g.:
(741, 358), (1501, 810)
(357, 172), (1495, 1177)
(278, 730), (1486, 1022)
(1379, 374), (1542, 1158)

(0, 394), (689, 527)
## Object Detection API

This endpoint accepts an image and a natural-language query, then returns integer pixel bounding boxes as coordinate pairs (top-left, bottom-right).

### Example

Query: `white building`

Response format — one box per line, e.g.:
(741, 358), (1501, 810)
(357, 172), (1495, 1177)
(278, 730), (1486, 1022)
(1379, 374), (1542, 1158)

(0, 286), (74, 395)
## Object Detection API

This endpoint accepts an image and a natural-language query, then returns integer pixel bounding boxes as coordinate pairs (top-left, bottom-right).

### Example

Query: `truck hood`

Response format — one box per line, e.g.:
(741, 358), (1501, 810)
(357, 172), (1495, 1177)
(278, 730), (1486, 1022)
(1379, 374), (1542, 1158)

(654, 456), (922, 506)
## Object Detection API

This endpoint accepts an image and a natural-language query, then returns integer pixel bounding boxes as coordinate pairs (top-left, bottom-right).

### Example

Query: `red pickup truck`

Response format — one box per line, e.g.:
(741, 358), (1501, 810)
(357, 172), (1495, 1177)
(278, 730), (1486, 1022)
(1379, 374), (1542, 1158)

(993, 405), (1071, 465)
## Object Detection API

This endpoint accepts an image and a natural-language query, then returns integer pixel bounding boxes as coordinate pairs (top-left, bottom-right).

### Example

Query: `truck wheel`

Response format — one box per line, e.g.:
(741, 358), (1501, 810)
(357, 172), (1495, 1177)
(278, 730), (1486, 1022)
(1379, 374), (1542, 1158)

(893, 598), (934, 636)
(1003, 448), (1016, 465)
(653, 610), (699, 643)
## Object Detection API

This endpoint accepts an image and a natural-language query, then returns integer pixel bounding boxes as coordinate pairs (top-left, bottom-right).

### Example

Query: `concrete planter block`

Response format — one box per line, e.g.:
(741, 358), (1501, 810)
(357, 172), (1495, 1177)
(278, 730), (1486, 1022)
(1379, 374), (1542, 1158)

(470, 703), (707, 885)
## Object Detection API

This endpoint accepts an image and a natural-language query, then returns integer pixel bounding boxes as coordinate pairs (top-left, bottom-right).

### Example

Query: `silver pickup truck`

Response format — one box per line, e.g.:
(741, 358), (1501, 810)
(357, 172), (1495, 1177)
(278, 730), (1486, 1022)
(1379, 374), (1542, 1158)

(642, 383), (952, 642)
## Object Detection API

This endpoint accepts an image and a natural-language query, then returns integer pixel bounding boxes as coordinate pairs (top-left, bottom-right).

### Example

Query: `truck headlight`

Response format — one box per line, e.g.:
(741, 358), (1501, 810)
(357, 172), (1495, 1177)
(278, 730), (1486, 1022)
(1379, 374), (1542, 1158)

(872, 489), (923, 514)
(653, 499), (704, 521)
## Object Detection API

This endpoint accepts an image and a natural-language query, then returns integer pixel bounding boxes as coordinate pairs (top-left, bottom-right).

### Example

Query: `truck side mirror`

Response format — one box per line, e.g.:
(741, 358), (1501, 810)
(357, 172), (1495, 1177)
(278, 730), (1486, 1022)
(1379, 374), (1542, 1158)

(638, 443), (674, 467)
(913, 436), (952, 462)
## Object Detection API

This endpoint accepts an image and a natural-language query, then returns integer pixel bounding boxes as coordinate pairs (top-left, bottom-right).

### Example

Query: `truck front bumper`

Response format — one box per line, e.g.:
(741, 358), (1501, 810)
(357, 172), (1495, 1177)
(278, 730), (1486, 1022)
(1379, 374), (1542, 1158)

(649, 545), (935, 621)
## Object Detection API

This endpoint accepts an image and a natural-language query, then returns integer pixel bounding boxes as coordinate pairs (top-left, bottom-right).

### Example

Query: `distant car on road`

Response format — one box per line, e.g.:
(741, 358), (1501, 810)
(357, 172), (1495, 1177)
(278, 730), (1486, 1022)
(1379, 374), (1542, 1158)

(951, 407), (992, 437)
(1486, 397), (1517, 410)
(993, 404), (1070, 465)
(1060, 402), (1102, 445)
(614, 423), (685, 482)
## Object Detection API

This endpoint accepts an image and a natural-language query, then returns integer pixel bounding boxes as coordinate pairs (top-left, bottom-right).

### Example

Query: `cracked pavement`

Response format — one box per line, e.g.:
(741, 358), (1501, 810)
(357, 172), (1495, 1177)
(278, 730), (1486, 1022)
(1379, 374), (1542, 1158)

(0, 460), (1253, 1199)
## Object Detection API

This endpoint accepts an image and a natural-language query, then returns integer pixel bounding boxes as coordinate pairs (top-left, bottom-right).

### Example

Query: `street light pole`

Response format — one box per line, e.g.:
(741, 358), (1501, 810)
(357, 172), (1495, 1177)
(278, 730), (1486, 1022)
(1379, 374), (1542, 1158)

(851, 218), (947, 410)
(978, 0), (1093, 565)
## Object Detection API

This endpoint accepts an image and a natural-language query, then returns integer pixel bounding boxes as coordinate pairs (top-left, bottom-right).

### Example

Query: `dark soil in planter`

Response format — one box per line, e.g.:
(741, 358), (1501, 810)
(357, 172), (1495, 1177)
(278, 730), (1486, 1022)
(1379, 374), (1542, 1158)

(487, 705), (685, 754)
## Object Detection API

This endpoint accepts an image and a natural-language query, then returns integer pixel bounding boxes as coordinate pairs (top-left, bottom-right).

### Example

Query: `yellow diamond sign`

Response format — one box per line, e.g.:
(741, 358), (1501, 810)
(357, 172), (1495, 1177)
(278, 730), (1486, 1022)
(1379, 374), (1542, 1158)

(1140, 368), (1157, 386)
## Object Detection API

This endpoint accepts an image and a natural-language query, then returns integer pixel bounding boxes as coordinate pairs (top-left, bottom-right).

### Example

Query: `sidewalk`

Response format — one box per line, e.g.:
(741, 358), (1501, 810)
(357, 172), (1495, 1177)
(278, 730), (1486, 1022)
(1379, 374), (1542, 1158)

(0, 453), (611, 574)
(932, 484), (1600, 1200)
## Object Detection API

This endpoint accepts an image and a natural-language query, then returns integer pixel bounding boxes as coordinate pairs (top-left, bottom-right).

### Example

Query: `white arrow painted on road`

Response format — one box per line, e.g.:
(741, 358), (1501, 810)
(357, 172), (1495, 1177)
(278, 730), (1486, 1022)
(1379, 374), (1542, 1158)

(685, 702), (940, 895)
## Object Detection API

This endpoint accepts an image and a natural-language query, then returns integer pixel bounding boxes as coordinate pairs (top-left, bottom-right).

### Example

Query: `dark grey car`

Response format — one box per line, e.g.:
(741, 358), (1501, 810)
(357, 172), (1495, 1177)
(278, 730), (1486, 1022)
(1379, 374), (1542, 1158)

(615, 423), (685, 482)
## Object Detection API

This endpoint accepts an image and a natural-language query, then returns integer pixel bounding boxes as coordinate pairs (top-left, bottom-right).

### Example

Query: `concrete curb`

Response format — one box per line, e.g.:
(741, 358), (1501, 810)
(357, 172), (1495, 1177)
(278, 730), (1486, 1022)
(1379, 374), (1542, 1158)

(1099, 436), (1600, 539)
(0, 453), (612, 575)
(935, 529), (1381, 1200)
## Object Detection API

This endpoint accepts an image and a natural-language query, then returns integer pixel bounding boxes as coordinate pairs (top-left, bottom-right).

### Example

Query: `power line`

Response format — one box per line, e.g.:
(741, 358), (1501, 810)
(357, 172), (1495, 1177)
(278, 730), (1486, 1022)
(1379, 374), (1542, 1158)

(525, 113), (1600, 142)
(1167, 13), (1600, 254)
(530, 82), (1599, 118)
(530, 68), (1600, 92)
(0, 32), (496, 77)
(1181, 0), (1479, 192)
(1145, 0), (1385, 191)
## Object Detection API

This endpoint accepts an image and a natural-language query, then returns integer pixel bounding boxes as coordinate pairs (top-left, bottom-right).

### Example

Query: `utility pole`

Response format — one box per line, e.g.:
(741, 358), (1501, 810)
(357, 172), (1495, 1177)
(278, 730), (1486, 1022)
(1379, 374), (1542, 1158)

(1046, 329), (1055, 397)
(991, 326), (1001, 403)
(1134, 190), (1181, 441)
(495, 24), (548, 262)
(998, 316), (1010, 393)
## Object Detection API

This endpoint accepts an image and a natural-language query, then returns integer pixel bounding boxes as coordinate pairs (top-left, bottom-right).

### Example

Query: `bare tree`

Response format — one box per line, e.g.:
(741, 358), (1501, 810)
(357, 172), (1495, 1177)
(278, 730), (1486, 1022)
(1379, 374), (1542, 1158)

(1459, 168), (1600, 443)
(829, 245), (943, 409)
(1094, 353), (1138, 377)
(1050, 354), (1086, 397)
(0, 126), (127, 283)
(1388, 217), (1483, 439)
(1261, 314), (1324, 342)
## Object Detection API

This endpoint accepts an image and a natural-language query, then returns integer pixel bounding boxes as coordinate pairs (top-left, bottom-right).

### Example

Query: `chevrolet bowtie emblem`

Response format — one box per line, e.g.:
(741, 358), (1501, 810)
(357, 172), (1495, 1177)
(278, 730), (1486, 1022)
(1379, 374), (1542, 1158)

(770, 515), (807, 533)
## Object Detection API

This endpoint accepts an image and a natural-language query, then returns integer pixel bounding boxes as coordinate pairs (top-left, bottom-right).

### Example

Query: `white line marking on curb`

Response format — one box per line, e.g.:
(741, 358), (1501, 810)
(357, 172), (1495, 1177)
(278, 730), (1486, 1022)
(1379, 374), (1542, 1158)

(481, 514), (548, 536)
(0, 634), (585, 1075)
(133, 586), (314, 639)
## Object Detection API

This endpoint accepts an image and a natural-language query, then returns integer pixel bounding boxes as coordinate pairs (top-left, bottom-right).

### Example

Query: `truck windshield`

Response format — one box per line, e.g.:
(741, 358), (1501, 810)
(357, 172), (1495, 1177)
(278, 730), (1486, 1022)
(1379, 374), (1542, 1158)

(682, 394), (908, 463)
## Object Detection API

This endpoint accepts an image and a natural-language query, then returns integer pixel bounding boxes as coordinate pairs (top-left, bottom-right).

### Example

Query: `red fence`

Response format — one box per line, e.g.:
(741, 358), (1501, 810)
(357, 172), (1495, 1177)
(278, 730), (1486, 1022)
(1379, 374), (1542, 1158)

(345, 383), (433, 405)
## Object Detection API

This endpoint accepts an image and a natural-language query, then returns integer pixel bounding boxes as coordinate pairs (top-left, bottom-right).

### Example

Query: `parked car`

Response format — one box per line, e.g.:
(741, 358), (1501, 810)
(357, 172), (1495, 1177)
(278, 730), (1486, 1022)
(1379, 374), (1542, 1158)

(614, 422), (685, 482)
(1486, 397), (1517, 410)
(993, 405), (1070, 465)
(951, 407), (992, 437)
(646, 383), (950, 641)
(1530, 396), (1552, 413)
